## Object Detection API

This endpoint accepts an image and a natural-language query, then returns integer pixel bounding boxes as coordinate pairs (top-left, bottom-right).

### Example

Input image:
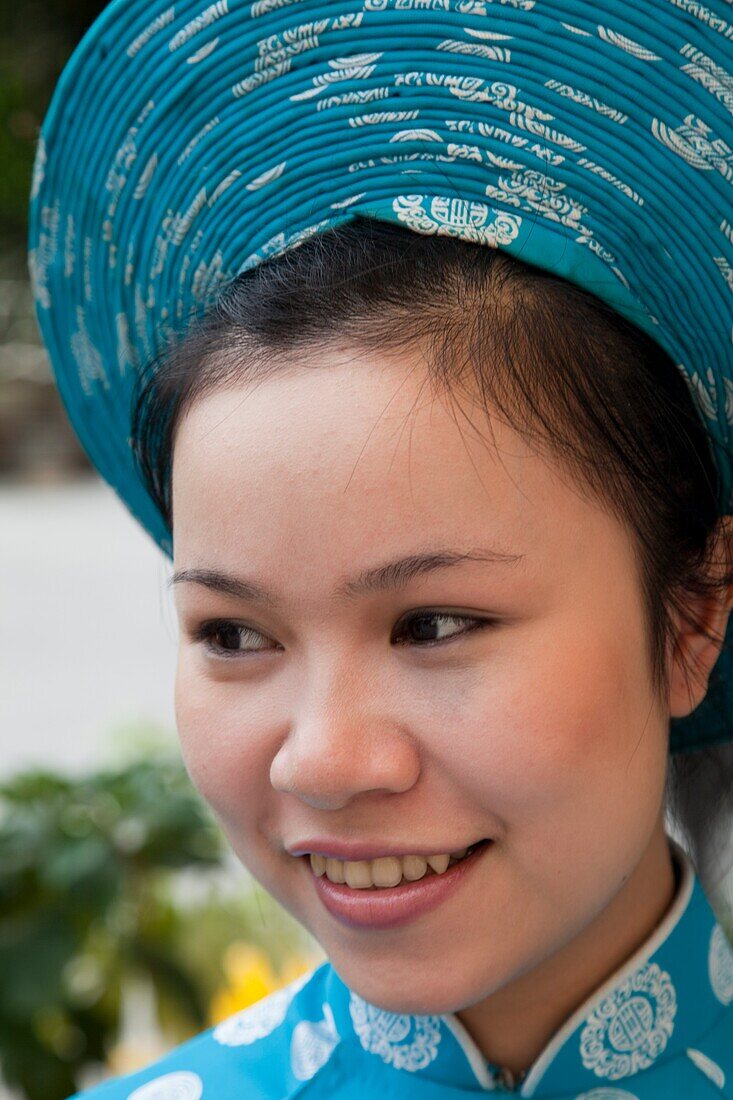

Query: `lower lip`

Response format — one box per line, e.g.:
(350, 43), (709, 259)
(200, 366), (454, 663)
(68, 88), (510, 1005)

(305, 840), (493, 930)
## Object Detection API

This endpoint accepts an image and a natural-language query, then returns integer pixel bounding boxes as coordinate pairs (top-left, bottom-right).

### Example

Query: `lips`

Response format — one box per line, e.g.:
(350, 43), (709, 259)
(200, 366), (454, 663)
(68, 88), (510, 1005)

(306, 838), (494, 930)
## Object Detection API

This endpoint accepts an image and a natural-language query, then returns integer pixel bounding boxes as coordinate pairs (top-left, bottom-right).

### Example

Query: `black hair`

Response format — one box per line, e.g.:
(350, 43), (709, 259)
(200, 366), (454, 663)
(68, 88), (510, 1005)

(131, 215), (733, 896)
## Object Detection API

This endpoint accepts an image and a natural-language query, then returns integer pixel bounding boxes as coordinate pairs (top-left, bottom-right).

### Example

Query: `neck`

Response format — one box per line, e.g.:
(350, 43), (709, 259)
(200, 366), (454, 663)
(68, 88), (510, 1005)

(455, 823), (678, 1082)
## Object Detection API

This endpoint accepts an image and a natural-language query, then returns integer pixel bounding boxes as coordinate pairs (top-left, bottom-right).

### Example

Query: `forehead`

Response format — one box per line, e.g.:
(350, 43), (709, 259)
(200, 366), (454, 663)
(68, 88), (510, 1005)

(170, 346), (611, 572)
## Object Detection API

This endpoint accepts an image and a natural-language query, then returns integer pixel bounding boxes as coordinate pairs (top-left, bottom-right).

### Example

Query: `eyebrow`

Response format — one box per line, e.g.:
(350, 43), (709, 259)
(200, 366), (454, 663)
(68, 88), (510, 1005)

(168, 547), (525, 606)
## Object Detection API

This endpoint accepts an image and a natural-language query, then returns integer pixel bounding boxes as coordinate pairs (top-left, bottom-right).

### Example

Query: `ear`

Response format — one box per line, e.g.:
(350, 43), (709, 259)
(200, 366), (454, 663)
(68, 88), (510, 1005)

(668, 514), (733, 719)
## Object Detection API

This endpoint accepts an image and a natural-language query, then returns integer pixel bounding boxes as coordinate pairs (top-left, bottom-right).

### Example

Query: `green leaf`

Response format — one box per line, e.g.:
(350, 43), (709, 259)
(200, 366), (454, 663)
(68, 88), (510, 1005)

(41, 836), (113, 890)
(0, 910), (77, 1017)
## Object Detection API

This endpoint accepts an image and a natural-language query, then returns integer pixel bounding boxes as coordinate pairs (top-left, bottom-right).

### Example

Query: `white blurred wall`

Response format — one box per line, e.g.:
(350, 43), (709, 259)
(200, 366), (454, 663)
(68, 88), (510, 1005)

(0, 478), (179, 778)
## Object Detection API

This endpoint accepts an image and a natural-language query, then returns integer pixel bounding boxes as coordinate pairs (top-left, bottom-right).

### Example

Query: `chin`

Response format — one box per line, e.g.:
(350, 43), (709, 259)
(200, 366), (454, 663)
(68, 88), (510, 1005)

(329, 950), (488, 1017)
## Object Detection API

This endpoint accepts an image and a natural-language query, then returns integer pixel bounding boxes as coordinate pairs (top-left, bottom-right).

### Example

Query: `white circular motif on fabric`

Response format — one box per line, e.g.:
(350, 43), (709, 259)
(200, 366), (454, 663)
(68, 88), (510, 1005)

(573, 1089), (641, 1100)
(686, 1047), (726, 1089)
(290, 1002), (340, 1081)
(708, 923), (733, 1005)
(213, 969), (314, 1047)
(578, 962), (676, 1080)
(391, 194), (523, 250)
(348, 991), (441, 1072)
(127, 1071), (203, 1100)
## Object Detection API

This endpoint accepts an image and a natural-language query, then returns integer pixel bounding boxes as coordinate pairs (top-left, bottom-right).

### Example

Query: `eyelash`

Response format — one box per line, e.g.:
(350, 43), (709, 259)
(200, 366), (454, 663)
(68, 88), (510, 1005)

(191, 611), (496, 661)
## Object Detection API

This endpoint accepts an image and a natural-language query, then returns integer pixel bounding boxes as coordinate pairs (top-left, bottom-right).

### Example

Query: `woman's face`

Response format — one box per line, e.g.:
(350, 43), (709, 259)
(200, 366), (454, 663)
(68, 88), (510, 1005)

(170, 345), (670, 1015)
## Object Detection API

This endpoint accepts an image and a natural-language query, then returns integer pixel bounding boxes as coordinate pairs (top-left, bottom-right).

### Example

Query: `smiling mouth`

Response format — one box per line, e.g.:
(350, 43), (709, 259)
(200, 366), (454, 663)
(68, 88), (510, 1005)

(304, 838), (493, 890)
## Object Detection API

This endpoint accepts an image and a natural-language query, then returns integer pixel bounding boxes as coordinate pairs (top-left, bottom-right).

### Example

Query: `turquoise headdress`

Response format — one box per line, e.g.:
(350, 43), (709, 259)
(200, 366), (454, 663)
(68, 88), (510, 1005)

(27, 0), (733, 753)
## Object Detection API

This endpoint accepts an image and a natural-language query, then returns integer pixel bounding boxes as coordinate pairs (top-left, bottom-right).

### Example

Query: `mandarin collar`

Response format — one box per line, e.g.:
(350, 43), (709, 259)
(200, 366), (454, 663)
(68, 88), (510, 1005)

(323, 835), (733, 1096)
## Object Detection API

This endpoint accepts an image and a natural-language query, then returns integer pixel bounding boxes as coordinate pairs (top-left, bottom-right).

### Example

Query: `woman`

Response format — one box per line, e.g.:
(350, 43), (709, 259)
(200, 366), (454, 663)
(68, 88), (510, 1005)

(28, 1), (733, 1097)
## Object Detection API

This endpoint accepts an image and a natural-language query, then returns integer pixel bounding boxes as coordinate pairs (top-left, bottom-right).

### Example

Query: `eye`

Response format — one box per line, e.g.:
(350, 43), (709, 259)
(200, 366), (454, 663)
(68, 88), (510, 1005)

(392, 611), (495, 648)
(190, 611), (496, 661)
(191, 619), (276, 659)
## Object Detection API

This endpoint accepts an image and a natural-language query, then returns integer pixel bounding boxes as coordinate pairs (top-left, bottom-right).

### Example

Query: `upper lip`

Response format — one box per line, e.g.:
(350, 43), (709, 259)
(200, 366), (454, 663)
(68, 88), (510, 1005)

(287, 837), (489, 861)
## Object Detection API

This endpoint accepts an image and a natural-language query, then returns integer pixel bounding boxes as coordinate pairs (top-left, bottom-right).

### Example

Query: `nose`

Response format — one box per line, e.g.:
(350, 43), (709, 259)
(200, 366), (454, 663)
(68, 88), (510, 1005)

(269, 654), (421, 810)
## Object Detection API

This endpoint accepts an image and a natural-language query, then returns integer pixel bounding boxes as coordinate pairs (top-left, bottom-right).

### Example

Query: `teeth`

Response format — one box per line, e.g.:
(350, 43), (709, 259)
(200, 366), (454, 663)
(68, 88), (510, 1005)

(308, 845), (478, 889)
(401, 855), (432, 882)
(345, 860), (375, 890)
(325, 857), (346, 884)
(426, 853), (450, 875)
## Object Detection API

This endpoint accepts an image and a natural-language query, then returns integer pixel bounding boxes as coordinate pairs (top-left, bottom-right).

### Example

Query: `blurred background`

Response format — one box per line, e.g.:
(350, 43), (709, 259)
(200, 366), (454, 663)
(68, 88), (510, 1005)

(1, 5), (325, 1098)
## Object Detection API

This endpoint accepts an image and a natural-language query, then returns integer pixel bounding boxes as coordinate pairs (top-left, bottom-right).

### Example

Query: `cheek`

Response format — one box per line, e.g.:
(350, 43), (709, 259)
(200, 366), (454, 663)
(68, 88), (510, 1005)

(436, 625), (665, 920)
(448, 617), (661, 831)
(173, 655), (273, 829)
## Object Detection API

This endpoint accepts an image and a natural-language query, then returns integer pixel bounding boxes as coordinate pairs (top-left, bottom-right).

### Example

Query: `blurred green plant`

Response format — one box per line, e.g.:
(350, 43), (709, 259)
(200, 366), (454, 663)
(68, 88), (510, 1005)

(0, 752), (319, 1100)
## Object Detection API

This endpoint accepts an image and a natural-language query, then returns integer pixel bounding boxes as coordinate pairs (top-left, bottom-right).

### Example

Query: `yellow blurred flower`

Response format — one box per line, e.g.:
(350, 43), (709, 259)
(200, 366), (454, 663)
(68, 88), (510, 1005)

(208, 943), (317, 1026)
